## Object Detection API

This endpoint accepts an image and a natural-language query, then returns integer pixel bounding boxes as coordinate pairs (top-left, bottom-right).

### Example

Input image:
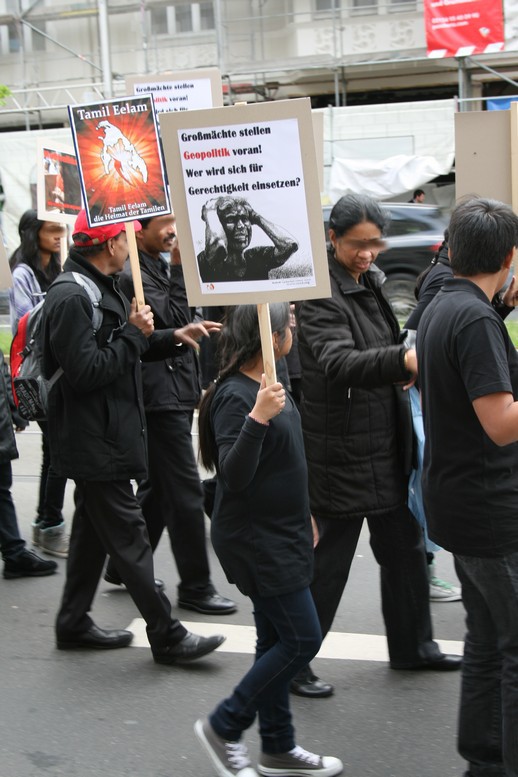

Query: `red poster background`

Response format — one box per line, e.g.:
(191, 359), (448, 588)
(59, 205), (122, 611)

(69, 95), (170, 226)
(424, 0), (504, 57)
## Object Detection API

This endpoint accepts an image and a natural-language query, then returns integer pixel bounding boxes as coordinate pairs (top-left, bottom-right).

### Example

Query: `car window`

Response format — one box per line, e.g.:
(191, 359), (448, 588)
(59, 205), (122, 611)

(387, 212), (427, 236)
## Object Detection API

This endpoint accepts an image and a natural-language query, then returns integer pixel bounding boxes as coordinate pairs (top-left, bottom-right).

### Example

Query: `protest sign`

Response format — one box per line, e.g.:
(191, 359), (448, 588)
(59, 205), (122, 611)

(126, 68), (223, 114)
(68, 94), (171, 227)
(0, 233), (12, 290)
(36, 139), (82, 225)
(160, 98), (330, 307)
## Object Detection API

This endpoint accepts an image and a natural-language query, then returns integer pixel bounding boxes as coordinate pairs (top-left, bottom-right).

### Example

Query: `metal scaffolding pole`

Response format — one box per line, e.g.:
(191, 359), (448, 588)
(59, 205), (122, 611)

(98, 0), (113, 99)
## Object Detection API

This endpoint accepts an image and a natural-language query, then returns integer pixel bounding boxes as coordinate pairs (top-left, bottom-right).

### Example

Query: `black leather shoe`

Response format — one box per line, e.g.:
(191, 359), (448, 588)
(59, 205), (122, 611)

(57, 624), (134, 650)
(391, 653), (462, 671)
(104, 570), (165, 593)
(153, 632), (226, 665)
(290, 666), (334, 698)
(178, 592), (237, 615)
(3, 549), (57, 579)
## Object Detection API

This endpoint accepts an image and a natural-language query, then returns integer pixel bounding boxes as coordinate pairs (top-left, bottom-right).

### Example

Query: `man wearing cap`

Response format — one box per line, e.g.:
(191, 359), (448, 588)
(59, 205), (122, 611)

(104, 213), (236, 615)
(40, 210), (225, 664)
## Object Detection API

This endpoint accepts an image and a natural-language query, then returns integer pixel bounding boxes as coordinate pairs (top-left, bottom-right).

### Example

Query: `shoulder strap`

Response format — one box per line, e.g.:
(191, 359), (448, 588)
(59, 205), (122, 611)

(70, 272), (103, 333)
(53, 272), (103, 334)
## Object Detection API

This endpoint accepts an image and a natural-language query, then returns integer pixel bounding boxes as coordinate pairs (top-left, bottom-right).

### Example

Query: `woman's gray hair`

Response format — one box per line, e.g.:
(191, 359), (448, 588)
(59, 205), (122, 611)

(329, 193), (389, 238)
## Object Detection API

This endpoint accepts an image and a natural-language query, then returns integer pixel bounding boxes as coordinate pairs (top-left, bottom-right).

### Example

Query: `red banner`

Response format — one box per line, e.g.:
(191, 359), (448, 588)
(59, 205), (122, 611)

(424, 0), (504, 58)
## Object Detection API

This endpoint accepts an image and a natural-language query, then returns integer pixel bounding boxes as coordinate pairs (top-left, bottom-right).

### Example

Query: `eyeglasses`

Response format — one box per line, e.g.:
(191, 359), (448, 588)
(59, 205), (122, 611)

(339, 238), (387, 252)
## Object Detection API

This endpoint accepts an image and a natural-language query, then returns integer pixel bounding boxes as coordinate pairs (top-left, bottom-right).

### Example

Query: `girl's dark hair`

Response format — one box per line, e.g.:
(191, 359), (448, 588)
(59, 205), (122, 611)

(414, 228), (450, 300)
(198, 302), (290, 471)
(329, 193), (389, 238)
(9, 209), (62, 291)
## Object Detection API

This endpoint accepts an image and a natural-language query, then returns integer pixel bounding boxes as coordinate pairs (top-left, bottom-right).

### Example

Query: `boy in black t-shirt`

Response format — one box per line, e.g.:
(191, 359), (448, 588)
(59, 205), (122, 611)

(417, 197), (518, 777)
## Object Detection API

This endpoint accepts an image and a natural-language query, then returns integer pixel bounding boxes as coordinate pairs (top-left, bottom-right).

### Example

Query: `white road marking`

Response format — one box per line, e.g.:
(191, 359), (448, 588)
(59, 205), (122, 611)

(126, 619), (463, 662)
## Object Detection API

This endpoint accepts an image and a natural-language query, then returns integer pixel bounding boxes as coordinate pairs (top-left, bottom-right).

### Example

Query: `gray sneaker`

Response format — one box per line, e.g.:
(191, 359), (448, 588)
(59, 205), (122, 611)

(194, 718), (258, 777)
(39, 523), (69, 558)
(258, 746), (343, 777)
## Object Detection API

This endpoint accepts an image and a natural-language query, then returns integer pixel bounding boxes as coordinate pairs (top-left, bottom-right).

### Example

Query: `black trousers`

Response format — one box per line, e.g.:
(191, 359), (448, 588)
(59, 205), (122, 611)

(55, 480), (186, 651)
(311, 505), (442, 665)
(36, 421), (67, 528)
(136, 410), (214, 598)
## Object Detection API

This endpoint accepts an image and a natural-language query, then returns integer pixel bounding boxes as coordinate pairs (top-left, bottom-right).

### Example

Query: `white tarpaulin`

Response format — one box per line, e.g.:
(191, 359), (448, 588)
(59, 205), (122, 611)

(328, 152), (455, 203)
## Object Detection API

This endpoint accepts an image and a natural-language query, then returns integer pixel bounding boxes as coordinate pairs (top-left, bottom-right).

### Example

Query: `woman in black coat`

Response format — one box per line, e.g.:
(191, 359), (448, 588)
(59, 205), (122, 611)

(292, 193), (461, 698)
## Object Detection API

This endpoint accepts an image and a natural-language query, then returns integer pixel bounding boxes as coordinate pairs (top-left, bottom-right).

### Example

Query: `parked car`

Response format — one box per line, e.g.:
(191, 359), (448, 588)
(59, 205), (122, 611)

(323, 201), (449, 320)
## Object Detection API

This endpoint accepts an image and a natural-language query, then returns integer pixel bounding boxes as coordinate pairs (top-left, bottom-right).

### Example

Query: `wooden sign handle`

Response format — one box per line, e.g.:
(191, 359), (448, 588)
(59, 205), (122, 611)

(125, 221), (146, 309)
(257, 303), (277, 386)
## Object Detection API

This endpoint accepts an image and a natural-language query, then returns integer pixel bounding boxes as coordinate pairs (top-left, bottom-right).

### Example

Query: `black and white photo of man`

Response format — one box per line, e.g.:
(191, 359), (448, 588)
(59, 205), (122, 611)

(197, 196), (298, 283)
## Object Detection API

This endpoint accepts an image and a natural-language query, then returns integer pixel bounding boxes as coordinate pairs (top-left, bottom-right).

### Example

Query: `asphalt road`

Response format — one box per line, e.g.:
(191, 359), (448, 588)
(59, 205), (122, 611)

(1, 426), (466, 777)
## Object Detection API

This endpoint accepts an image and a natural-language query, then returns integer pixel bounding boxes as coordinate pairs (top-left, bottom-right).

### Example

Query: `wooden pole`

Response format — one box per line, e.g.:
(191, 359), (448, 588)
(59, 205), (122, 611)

(125, 221), (146, 309)
(257, 302), (277, 385)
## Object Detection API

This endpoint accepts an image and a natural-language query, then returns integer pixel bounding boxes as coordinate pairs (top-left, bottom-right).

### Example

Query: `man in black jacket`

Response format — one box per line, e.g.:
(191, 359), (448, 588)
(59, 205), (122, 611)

(105, 213), (236, 615)
(41, 210), (225, 664)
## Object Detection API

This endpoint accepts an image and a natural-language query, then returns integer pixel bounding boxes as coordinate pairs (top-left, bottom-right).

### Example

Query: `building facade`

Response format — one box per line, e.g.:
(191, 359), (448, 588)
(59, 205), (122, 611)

(1, 0), (518, 131)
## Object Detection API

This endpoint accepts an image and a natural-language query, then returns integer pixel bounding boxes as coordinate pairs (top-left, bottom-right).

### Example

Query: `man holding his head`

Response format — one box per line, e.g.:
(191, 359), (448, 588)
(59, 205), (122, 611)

(198, 196), (298, 283)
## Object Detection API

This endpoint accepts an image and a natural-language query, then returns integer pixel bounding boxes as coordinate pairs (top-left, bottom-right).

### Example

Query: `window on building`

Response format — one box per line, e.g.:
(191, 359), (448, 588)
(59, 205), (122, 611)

(315, 0), (340, 11)
(176, 4), (193, 32)
(31, 19), (47, 51)
(151, 6), (168, 35)
(200, 1), (215, 30)
(150, 2), (215, 35)
(389, 0), (416, 11)
(7, 21), (20, 52)
(6, 0), (20, 52)
(351, 0), (378, 14)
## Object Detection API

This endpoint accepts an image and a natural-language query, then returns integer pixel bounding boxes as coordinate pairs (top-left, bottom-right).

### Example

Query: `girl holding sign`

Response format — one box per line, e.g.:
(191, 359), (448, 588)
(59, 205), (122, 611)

(196, 304), (342, 777)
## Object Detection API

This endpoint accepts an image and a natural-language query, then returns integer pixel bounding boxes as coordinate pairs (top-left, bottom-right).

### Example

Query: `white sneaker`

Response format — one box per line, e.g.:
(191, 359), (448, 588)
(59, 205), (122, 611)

(429, 575), (462, 602)
(258, 745), (343, 777)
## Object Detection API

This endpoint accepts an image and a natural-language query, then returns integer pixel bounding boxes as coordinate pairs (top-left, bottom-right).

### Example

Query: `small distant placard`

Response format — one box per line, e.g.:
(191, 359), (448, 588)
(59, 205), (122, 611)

(160, 98), (330, 306)
(36, 139), (82, 225)
(68, 94), (171, 227)
(126, 68), (223, 114)
(0, 233), (12, 290)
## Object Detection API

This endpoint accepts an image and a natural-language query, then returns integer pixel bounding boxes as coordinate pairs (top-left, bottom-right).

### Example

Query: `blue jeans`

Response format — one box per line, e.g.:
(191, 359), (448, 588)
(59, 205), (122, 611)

(210, 586), (322, 754)
(0, 461), (25, 561)
(455, 553), (518, 777)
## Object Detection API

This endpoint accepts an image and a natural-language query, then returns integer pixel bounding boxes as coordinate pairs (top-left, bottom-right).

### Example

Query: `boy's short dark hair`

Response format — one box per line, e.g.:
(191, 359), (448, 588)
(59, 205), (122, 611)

(449, 197), (518, 277)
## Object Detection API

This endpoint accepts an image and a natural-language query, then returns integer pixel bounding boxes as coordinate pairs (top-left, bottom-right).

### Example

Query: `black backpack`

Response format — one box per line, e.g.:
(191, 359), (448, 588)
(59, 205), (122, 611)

(10, 272), (103, 421)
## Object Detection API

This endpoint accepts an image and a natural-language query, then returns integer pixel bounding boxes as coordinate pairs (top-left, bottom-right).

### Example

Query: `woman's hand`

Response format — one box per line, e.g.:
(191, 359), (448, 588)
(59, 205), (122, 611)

(402, 347), (418, 391)
(311, 515), (319, 548)
(250, 374), (286, 424)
